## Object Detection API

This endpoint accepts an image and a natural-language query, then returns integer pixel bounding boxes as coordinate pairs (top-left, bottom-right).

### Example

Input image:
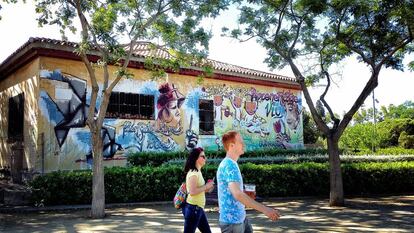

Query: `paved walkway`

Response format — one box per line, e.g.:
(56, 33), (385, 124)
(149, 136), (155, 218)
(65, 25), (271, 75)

(1, 195), (414, 232)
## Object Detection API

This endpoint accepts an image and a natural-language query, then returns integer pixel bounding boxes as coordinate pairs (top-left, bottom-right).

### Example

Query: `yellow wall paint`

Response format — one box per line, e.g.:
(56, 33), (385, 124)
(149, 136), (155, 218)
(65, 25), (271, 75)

(0, 58), (40, 170)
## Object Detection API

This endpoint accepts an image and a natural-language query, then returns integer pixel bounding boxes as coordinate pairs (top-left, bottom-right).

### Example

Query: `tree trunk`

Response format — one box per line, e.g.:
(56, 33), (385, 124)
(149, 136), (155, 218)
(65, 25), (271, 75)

(327, 136), (344, 206)
(91, 130), (105, 218)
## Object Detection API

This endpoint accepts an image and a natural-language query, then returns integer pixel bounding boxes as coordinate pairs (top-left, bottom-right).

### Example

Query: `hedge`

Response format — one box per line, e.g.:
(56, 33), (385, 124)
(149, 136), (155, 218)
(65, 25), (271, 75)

(166, 154), (414, 166)
(30, 161), (414, 205)
(127, 148), (331, 166)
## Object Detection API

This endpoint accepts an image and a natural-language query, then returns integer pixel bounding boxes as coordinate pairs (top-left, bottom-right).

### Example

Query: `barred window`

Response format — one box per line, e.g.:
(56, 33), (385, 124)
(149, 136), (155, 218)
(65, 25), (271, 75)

(199, 99), (214, 135)
(106, 92), (154, 120)
(8, 93), (24, 140)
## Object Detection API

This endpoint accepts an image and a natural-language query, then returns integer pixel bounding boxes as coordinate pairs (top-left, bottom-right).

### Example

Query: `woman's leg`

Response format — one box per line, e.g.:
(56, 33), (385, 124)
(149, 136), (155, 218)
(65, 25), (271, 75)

(197, 209), (212, 233)
(183, 204), (201, 233)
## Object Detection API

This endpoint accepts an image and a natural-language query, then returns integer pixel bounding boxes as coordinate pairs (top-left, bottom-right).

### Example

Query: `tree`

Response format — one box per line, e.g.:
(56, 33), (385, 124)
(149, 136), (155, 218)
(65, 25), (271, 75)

(34, 0), (229, 218)
(226, 0), (413, 206)
(382, 101), (414, 120)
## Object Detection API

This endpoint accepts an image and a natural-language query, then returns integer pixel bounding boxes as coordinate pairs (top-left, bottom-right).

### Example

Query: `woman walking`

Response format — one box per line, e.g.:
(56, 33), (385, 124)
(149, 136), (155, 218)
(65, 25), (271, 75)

(183, 147), (214, 233)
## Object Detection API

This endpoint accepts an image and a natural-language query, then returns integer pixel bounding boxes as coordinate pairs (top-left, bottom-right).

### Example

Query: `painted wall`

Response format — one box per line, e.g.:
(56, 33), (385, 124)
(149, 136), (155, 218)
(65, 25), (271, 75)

(0, 58), (40, 170)
(37, 57), (303, 171)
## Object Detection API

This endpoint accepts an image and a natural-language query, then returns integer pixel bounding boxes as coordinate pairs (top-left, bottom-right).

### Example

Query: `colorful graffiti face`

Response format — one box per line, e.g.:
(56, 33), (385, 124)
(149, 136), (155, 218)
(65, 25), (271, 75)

(157, 83), (185, 128)
(279, 91), (300, 131)
(214, 95), (223, 106)
(286, 103), (300, 130)
(245, 101), (257, 115)
(233, 96), (242, 108)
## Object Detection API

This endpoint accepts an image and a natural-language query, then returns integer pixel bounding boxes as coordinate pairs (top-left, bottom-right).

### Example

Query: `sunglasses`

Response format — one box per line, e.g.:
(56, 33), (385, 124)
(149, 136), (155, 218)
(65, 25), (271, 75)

(199, 155), (206, 159)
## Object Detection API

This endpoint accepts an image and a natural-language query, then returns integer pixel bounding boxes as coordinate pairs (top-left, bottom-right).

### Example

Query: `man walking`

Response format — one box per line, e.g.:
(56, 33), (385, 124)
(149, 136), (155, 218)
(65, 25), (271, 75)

(217, 131), (280, 232)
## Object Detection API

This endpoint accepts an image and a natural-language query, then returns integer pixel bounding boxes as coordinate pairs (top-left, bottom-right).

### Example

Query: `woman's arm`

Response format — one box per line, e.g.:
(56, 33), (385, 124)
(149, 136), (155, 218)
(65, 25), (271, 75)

(188, 175), (213, 196)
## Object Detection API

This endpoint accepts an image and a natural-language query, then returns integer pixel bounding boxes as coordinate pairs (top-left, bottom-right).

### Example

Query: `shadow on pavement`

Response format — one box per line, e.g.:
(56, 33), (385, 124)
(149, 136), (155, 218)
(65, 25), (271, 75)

(1, 195), (413, 232)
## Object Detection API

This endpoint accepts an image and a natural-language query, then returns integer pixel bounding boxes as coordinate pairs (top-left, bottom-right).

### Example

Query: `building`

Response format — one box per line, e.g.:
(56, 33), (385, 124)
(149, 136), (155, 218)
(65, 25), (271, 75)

(0, 37), (303, 173)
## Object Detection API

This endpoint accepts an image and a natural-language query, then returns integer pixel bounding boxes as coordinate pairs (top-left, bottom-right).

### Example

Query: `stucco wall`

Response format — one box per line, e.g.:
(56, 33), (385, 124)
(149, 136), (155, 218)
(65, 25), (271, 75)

(38, 57), (303, 171)
(0, 58), (40, 171)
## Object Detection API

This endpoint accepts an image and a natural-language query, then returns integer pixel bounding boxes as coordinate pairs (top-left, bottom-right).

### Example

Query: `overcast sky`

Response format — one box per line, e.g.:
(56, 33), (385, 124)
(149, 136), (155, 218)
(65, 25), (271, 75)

(1, 0), (413, 115)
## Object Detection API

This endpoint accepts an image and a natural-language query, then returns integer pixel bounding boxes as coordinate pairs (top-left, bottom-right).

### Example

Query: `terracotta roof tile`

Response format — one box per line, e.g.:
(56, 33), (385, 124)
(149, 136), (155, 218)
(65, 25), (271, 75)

(1, 37), (297, 84)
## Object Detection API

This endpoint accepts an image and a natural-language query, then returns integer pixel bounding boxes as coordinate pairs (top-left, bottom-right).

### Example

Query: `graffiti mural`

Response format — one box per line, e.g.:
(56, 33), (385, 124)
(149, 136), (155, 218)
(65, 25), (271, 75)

(200, 85), (303, 150)
(39, 70), (89, 147)
(39, 70), (123, 168)
(38, 69), (303, 171)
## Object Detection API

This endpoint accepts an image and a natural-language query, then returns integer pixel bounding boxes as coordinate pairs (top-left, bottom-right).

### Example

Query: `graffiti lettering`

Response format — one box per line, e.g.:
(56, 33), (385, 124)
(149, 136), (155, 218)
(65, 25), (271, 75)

(122, 120), (178, 152)
(265, 102), (284, 118)
(248, 88), (280, 102)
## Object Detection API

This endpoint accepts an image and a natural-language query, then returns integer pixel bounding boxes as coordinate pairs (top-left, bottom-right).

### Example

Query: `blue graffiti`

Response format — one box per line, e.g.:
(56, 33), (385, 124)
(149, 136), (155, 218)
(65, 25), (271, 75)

(39, 92), (64, 125)
(40, 70), (122, 159)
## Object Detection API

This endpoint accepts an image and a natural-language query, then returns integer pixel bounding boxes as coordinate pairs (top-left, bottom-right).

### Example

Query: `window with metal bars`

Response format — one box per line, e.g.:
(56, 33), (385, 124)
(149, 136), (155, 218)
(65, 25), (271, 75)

(106, 92), (154, 120)
(199, 99), (214, 135)
(8, 93), (24, 140)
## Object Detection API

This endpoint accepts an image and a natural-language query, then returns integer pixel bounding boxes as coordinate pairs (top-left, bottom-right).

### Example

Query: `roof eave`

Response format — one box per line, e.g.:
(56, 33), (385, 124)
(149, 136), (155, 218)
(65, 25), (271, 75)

(0, 38), (301, 90)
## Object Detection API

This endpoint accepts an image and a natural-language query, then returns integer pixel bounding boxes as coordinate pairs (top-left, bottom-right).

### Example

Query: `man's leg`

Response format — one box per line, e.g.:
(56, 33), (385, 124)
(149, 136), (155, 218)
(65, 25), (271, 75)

(243, 218), (253, 233)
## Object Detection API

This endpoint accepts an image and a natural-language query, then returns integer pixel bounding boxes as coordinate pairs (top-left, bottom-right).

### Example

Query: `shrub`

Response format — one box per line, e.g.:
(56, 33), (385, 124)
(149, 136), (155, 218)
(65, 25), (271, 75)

(30, 170), (92, 205)
(166, 154), (414, 166)
(398, 131), (414, 149)
(29, 161), (414, 205)
(127, 148), (330, 167)
(373, 147), (414, 155)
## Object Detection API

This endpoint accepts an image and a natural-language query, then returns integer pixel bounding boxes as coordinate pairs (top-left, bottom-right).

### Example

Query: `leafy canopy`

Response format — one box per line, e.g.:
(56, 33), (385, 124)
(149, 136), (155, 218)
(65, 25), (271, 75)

(225, 0), (413, 85)
(34, 0), (230, 77)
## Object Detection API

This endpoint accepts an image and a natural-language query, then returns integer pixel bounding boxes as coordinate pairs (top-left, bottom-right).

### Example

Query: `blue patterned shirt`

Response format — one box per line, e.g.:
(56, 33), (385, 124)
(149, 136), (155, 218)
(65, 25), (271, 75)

(217, 157), (246, 224)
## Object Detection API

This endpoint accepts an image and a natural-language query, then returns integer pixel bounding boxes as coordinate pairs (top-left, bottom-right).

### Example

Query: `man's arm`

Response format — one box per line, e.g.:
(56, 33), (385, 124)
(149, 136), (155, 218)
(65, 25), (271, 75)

(229, 182), (280, 221)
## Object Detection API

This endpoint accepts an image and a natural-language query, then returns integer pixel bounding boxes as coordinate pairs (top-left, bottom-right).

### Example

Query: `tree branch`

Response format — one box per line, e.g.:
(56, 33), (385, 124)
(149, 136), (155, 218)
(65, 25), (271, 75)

(288, 18), (303, 57)
(319, 64), (340, 129)
(74, 0), (98, 128)
(376, 37), (413, 69)
(337, 70), (380, 138)
(286, 58), (330, 135)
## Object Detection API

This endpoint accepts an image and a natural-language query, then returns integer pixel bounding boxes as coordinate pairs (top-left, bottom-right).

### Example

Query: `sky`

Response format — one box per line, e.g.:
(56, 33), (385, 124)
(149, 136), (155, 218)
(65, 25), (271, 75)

(1, 1), (413, 115)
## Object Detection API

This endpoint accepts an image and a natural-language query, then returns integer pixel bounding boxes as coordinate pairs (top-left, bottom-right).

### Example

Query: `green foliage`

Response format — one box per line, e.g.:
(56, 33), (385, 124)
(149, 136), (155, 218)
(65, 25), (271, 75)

(341, 116), (414, 152)
(409, 61), (414, 71)
(127, 148), (330, 166)
(342, 161), (414, 195)
(30, 161), (414, 205)
(377, 118), (414, 147)
(226, 0), (413, 139)
(339, 123), (386, 152)
(350, 101), (414, 126)
(373, 147), (414, 155)
(34, 0), (230, 77)
(382, 101), (414, 120)
(166, 154), (414, 166)
(30, 170), (92, 205)
(398, 131), (414, 149)
(303, 108), (322, 144)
